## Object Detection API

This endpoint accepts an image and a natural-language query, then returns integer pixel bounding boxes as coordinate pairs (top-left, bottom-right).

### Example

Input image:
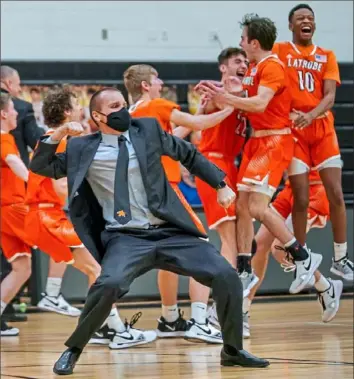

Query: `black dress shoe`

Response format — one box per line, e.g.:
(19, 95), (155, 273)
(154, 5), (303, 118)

(221, 347), (270, 368)
(53, 348), (81, 375)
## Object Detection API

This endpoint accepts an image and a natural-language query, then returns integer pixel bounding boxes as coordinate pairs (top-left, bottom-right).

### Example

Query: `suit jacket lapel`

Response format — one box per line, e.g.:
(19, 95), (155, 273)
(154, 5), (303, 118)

(69, 133), (101, 204)
(129, 123), (147, 179)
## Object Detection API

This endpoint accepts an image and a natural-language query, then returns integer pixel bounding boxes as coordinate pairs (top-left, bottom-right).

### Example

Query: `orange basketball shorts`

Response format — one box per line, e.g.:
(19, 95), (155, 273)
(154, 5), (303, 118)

(1, 203), (32, 262)
(270, 184), (329, 232)
(25, 205), (83, 264)
(195, 155), (237, 229)
(237, 134), (295, 197)
(289, 112), (342, 175)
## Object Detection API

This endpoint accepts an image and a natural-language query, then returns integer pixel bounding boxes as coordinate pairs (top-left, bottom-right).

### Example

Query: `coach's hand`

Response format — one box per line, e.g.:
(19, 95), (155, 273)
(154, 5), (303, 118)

(217, 185), (236, 209)
(50, 122), (84, 142)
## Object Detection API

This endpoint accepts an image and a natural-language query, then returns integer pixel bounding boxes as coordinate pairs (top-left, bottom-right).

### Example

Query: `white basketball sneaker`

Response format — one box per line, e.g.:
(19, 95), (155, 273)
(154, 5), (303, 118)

(317, 278), (343, 323)
(185, 318), (223, 344)
(37, 293), (81, 317)
(289, 250), (322, 294)
(109, 312), (157, 349)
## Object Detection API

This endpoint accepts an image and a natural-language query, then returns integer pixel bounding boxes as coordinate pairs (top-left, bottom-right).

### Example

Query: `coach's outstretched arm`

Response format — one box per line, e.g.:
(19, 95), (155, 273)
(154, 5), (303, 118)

(29, 122), (83, 179)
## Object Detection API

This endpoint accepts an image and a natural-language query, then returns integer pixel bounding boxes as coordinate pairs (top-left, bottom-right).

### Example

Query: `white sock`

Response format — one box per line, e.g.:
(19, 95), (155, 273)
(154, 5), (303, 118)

(284, 237), (296, 248)
(46, 277), (62, 297)
(243, 297), (252, 314)
(162, 304), (179, 323)
(106, 307), (126, 333)
(334, 242), (347, 262)
(191, 302), (207, 324)
(1, 300), (7, 315)
(314, 275), (331, 293)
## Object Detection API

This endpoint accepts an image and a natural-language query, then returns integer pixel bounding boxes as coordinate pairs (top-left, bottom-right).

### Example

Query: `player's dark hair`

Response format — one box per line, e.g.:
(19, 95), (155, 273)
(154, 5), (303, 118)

(42, 87), (76, 128)
(240, 14), (277, 51)
(217, 47), (247, 65)
(288, 4), (314, 22)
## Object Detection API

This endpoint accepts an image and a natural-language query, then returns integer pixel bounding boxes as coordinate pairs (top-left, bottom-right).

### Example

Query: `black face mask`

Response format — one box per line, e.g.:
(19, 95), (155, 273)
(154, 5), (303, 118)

(98, 108), (131, 132)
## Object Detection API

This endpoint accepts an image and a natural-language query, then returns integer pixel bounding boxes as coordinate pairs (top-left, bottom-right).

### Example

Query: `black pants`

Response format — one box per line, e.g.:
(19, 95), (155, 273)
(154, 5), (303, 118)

(65, 225), (243, 350)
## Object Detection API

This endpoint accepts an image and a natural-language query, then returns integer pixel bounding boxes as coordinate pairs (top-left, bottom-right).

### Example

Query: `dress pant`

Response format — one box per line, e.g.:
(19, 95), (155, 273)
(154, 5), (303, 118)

(65, 225), (243, 350)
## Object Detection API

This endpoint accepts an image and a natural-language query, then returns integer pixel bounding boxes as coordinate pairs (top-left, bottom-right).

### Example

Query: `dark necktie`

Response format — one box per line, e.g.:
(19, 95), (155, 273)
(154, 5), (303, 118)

(114, 135), (132, 224)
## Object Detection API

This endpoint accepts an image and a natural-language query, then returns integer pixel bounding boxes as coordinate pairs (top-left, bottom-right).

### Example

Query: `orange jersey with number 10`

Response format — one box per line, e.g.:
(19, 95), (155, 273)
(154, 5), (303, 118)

(242, 54), (292, 130)
(273, 42), (341, 113)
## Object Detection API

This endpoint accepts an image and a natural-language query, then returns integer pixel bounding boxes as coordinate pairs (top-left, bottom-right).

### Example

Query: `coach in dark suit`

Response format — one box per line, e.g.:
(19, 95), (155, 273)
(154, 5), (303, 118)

(30, 88), (269, 375)
(0, 66), (44, 166)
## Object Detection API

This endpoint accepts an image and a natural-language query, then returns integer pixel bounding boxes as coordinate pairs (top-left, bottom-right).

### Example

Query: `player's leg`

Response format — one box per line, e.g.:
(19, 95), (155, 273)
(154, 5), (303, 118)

(37, 258), (82, 316)
(311, 116), (352, 280)
(186, 278), (222, 343)
(0, 230), (32, 337)
(289, 126), (312, 246)
(244, 135), (322, 294)
(289, 173), (310, 245)
(0, 205), (32, 335)
(156, 270), (188, 338)
(319, 167), (353, 281)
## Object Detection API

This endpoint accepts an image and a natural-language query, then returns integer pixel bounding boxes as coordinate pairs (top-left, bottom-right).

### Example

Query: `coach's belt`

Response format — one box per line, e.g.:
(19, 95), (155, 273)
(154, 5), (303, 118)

(251, 128), (291, 138)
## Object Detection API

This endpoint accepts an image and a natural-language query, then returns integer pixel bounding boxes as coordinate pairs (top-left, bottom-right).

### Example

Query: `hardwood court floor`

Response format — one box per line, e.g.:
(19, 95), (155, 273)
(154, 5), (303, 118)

(1, 298), (353, 379)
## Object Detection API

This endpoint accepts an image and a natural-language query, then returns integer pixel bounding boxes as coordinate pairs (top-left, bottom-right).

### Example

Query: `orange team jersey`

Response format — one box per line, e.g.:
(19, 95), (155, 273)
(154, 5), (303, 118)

(242, 54), (292, 130)
(1, 133), (26, 206)
(26, 132), (68, 207)
(198, 110), (246, 159)
(273, 42), (341, 113)
(130, 98), (181, 183)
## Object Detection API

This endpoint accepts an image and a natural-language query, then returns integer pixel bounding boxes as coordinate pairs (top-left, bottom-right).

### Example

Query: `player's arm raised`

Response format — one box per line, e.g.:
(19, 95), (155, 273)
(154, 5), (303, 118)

(169, 103), (233, 132)
(172, 96), (215, 138)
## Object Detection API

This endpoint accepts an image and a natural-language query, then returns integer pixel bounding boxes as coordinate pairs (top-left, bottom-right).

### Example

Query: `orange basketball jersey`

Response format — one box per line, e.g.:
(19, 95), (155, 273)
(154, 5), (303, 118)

(273, 42), (341, 113)
(242, 55), (292, 131)
(130, 98), (181, 183)
(198, 110), (246, 159)
(1, 133), (26, 206)
(26, 132), (68, 207)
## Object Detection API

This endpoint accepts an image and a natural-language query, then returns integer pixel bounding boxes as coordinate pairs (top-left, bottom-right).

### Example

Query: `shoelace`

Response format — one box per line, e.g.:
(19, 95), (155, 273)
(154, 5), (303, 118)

(274, 245), (296, 273)
(124, 311), (142, 330)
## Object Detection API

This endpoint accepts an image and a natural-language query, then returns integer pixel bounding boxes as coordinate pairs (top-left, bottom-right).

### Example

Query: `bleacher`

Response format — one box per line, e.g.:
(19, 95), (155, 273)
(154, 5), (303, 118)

(6, 60), (354, 204)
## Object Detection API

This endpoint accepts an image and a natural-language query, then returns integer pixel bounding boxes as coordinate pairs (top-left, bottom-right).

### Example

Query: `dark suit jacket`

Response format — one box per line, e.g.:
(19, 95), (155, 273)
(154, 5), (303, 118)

(1, 89), (44, 166)
(29, 117), (226, 262)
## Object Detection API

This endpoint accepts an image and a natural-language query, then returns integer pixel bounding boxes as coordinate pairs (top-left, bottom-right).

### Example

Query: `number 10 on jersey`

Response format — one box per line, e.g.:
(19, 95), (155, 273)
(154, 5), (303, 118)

(298, 71), (315, 93)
